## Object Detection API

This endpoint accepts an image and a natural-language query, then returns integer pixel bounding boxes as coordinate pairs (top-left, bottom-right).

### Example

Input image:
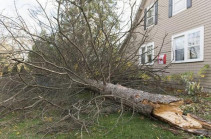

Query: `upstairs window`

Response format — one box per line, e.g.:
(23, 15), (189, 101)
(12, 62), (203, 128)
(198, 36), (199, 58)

(146, 5), (155, 27)
(144, 1), (158, 30)
(140, 42), (155, 65)
(173, 0), (186, 15)
(172, 26), (204, 63)
(169, 0), (192, 17)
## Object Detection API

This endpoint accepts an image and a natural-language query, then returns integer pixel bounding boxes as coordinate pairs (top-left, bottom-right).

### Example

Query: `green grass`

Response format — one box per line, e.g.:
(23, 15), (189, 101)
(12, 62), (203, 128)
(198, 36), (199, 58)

(80, 113), (182, 139)
(0, 112), (190, 139)
(0, 93), (210, 139)
(204, 96), (211, 101)
(0, 118), (42, 138)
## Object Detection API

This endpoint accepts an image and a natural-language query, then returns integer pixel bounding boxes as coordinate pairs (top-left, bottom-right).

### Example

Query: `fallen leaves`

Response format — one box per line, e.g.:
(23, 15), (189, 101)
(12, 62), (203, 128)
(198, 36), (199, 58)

(16, 131), (20, 135)
(140, 116), (145, 120)
(44, 116), (53, 122)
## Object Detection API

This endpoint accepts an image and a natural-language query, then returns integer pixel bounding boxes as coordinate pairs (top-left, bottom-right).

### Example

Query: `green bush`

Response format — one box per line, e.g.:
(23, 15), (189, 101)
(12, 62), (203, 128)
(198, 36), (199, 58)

(163, 65), (210, 95)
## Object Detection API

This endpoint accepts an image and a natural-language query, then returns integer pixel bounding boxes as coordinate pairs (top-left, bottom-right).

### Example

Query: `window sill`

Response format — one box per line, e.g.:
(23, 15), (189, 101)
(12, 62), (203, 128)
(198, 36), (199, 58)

(172, 59), (204, 64)
(146, 24), (155, 29)
(140, 62), (154, 66)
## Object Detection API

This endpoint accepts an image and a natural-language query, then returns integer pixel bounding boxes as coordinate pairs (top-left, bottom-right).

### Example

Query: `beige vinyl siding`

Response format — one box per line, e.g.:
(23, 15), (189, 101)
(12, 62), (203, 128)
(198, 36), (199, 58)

(134, 0), (211, 91)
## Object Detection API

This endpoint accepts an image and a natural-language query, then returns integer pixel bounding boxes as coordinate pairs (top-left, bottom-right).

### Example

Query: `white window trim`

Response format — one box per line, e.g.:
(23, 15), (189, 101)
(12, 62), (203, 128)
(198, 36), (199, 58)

(171, 26), (204, 63)
(140, 42), (155, 65)
(146, 3), (155, 29)
(172, 0), (187, 16)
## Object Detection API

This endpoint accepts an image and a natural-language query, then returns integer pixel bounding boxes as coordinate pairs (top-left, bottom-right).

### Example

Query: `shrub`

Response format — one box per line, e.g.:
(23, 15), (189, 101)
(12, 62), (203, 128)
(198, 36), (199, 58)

(163, 65), (210, 95)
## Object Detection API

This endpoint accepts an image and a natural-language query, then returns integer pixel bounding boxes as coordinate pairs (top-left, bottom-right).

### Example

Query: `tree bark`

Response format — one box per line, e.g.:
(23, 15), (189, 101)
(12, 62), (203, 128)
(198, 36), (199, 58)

(88, 80), (211, 137)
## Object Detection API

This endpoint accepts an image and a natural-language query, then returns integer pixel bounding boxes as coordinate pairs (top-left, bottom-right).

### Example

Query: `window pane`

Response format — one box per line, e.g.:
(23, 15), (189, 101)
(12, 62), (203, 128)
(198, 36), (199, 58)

(147, 45), (153, 63)
(188, 46), (200, 59)
(147, 17), (154, 27)
(174, 36), (185, 61)
(175, 49), (184, 61)
(147, 7), (154, 17)
(188, 31), (201, 60)
(188, 31), (200, 46)
(147, 45), (153, 54)
(147, 6), (155, 27)
(147, 54), (152, 63)
(174, 36), (185, 50)
(174, 0), (186, 13)
(141, 47), (146, 64)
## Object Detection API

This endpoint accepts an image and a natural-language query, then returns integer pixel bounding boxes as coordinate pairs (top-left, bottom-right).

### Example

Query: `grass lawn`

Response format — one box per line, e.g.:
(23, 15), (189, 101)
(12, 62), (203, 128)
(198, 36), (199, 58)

(0, 92), (210, 138)
(0, 111), (206, 139)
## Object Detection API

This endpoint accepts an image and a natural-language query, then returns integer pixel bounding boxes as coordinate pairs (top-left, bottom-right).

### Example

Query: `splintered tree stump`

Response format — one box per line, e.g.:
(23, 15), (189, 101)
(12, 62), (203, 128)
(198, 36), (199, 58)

(88, 80), (211, 136)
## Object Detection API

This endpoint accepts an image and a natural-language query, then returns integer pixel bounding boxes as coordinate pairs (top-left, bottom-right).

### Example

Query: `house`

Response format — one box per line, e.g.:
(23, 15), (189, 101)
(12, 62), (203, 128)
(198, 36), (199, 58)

(130, 0), (211, 91)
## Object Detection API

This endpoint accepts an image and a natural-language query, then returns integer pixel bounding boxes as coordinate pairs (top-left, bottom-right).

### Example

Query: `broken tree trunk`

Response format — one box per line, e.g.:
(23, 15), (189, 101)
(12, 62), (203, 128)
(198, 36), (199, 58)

(88, 80), (211, 137)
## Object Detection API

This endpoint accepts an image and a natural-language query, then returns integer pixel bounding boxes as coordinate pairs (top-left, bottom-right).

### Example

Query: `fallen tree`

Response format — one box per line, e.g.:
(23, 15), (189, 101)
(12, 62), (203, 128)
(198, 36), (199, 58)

(87, 80), (211, 136)
(0, 74), (210, 136)
(0, 0), (210, 137)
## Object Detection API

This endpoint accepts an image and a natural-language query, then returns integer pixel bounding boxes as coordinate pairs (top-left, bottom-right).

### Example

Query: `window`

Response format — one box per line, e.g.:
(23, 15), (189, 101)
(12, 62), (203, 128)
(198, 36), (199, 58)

(140, 42), (155, 65)
(146, 5), (155, 27)
(172, 26), (204, 63)
(169, 0), (192, 18)
(173, 0), (186, 15)
(144, 1), (158, 30)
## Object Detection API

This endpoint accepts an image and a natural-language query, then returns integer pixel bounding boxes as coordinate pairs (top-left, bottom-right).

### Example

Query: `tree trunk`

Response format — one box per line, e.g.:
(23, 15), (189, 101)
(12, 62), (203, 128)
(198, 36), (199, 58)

(88, 80), (211, 137)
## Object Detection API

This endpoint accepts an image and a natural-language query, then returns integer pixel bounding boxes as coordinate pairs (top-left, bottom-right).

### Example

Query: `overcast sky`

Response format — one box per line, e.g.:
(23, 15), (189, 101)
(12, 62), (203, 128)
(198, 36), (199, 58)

(0, 0), (54, 16)
(0, 0), (142, 31)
